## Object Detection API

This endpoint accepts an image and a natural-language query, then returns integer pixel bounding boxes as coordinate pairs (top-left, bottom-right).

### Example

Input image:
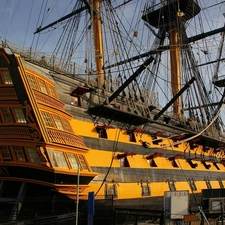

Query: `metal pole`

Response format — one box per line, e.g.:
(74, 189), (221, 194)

(221, 200), (224, 225)
(199, 206), (210, 225)
(75, 163), (80, 225)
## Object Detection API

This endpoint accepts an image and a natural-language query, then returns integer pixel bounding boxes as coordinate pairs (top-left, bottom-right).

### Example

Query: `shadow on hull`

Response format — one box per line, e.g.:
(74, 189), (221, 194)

(0, 181), (202, 225)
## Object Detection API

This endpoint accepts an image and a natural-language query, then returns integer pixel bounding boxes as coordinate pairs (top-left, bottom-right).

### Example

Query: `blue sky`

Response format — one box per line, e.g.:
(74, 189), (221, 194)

(1, 0), (40, 46)
(1, 0), (225, 120)
(0, 0), (72, 49)
(1, 0), (225, 58)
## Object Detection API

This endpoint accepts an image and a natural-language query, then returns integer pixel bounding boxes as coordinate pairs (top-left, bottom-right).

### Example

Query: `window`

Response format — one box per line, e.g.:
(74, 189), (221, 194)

(67, 153), (79, 169)
(71, 96), (81, 107)
(54, 151), (68, 168)
(48, 149), (57, 167)
(0, 146), (12, 161)
(38, 79), (48, 94)
(42, 112), (71, 131)
(202, 161), (211, 169)
(167, 180), (176, 191)
(147, 159), (157, 167)
(1, 69), (13, 84)
(61, 119), (72, 132)
(169, 154), (183, 167)
(187, 160), (198, 168)
(48, 85), (57, 98)
(127, 131), (136, 142)
(188, 178), (197, 191)
(52, 115), (64, 130)
(41, 112), (54, 127)
(217, 177), (224, 188)
(204, 177), (212, 189)
(2, 108), (14, 123)
(12, 146), (26, 162)
(14, 108), (26, 123)
(48, 149), (68, 168)
(77, 154), (89, 170)
(141, 183), (151, 196)
(96, 127), (108, 138)
(27, 74), (38, 89)
(170, 160), (179, 168)
(213, 162), (220, 170)
(105, 184), (118, 199)
(119, 157), (130, 167)
(27, 147), (40, 163)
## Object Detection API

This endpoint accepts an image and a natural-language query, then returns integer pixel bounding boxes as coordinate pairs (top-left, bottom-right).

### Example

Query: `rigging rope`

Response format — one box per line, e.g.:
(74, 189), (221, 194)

(162, 104), (224, 147)
(23, 0), (34, 47)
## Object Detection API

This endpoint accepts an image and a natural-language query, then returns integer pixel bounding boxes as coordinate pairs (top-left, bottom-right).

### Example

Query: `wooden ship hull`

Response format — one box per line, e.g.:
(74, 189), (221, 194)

(0, 45), (225, 223)
(1, 0), (225, 224)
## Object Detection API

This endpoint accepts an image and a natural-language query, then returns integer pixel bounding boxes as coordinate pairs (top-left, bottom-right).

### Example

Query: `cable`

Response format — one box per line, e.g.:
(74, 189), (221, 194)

(78, 124), (123, 211)
(94, 125), (122, 196)
(162, 104), (224, 147)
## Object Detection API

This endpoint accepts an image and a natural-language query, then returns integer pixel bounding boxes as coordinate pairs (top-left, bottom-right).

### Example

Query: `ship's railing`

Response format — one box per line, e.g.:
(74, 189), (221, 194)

(2, 39), (87, 79)
(143, 0), (200, 17)
(143, 0), (166, 15)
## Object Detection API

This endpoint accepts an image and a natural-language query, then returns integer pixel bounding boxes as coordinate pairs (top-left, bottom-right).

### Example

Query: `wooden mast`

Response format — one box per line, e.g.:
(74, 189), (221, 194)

(168, 27), (181, 115)
(91, 0), (104, 88)
(142, 0), (201, 118)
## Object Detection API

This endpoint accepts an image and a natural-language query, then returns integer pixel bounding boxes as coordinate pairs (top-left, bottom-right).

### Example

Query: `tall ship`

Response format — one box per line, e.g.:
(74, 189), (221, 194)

(0, 0), (225, 224)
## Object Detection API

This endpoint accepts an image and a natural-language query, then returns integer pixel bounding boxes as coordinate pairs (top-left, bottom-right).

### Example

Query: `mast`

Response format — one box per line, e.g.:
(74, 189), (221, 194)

(142, 0), (201, 117)
(34, 0), (105, 88)
(168, 27), (181, 115)
(104, 26), (225, 70)
(90, 0), (104, 88)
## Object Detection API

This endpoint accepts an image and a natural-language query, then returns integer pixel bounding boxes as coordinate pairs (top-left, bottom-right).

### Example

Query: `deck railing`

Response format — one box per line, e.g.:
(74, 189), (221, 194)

(2, 39), (86, 80)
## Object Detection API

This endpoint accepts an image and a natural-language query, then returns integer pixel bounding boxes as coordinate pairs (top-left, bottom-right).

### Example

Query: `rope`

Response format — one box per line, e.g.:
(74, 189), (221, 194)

(161, 105), (224, 147)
